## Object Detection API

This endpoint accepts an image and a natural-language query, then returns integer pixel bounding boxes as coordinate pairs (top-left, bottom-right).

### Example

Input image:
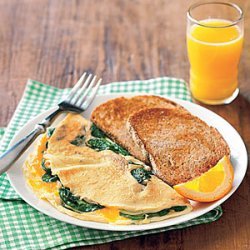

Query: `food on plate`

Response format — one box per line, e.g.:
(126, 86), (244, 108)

(23, 113), (192, 225)
(128, 108), (230, 186)
(91, 95), (187, 163)
(174, 155), (234, 202)
(23, 94), (234, 225)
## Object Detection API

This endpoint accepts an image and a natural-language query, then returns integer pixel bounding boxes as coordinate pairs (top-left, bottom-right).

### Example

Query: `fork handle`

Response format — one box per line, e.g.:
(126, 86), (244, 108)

(0, 107), (63, 175)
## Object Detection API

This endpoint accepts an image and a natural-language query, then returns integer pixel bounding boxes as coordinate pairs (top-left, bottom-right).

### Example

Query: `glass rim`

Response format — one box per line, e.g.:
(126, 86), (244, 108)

(187, 1), (244, 28)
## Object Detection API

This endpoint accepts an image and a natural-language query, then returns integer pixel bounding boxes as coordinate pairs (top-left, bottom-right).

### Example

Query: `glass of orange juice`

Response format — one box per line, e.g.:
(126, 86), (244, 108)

(187, 2), (244, 105)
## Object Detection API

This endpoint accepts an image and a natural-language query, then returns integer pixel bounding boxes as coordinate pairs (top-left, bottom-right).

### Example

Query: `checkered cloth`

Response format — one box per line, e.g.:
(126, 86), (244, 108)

(0, 78), (223, 249)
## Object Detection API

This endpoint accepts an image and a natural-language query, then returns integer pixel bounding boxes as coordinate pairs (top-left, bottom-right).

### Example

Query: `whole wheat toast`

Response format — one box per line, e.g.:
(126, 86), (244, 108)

(91, 96), (187, 163)
(128, 108), (230, 186)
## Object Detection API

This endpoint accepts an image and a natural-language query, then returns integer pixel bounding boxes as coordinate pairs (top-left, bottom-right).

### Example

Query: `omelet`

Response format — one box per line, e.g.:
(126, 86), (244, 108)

(23, 113), (192, 225)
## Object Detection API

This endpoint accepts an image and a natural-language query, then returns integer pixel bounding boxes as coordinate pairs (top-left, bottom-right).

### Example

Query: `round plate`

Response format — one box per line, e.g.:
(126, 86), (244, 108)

(7, 93), (248, 231)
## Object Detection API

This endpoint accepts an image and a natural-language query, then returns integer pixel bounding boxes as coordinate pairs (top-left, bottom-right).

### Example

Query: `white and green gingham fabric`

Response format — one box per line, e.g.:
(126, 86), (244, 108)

(0, 78), (223, 250)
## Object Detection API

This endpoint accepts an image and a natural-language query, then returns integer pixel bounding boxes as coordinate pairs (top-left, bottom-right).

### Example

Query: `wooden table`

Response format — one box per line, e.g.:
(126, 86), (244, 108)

(0, 1), (249, 249)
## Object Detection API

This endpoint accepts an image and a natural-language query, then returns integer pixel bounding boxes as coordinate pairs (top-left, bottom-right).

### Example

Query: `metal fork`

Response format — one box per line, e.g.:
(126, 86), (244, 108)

(0, 72), (102, 174)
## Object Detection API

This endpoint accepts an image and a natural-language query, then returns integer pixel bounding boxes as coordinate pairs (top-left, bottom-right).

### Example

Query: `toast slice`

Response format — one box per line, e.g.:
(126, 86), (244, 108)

(128, 108), (230, 186)
(91, 96), (187, 163)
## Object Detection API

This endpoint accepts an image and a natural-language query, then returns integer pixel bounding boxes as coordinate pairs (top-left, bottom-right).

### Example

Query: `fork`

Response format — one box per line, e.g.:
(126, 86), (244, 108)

(0, 72), (102, 174)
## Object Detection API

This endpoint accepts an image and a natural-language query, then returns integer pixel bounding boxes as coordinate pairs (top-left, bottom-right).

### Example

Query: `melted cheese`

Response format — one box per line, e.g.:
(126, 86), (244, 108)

(97, 207), (121, 222)
(24, 134), (58, 198)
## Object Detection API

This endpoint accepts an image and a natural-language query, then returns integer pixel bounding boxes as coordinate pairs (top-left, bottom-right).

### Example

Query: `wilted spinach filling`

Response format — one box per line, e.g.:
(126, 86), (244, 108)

(45, 127), (55, 149)
(130, 167), (152, 185)
(41, 159), (59, 183)
(86, 124), (130, 156)
(87, 138), (130, 156)
(90, 123), (106, 138)
(59, 187), (104, 213)
(70, 135), (85, 146)
(47, 127), (55, 137)
(120, 206), (187, 220)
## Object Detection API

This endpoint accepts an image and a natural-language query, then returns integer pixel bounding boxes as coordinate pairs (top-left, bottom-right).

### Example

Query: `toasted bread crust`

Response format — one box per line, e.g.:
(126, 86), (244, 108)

(91, 96), (186, 162)
(128, 108), (230, 186)
(127, 121), (149, 161)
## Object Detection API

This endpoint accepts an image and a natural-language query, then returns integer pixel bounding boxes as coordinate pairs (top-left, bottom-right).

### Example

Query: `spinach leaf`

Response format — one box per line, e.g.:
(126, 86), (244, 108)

(90, 124), (106, 138)
(47, 127), (55, 137)
(147, 208), (171, 218)
(41, 159), (59, 182)
(119, 212), (145, 221)
(42, 172), (59, 182)
(170, 206), (187, 212)
(59, 187), (104, 213)
(87, 138), (130, 156)
(70, 135), (85, 146)
(120, 206), (187, 221)
(88, 124), (130, 156)
(131, 168), (152, 185)
(41, 159), (49, 172)
(87, 138), (111, 150)
(109, 142), (130, 156)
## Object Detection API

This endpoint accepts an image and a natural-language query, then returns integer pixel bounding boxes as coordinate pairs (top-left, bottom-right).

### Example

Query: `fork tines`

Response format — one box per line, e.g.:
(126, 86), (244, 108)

(65, 72), (102, 111)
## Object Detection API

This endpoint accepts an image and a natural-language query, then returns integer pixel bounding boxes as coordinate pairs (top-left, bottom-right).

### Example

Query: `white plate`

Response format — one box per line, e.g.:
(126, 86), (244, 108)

(7, 93), (248, 231)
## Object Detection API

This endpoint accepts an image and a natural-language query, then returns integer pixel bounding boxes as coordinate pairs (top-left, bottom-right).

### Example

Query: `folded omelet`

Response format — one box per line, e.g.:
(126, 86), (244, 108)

(23, 114), (192, 225)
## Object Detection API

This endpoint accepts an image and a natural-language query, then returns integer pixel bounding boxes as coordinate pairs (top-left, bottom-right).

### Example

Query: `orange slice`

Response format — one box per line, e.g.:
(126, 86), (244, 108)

(174, 156), (234, 202)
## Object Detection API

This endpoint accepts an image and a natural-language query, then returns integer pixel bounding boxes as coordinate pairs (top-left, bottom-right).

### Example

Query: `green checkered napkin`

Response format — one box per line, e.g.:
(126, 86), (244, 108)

(0, 129), (4, 142)
(0, 78), (223, 250)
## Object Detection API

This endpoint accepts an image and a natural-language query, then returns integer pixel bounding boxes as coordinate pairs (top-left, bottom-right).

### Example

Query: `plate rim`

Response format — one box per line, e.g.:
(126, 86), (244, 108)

(6, 92), (248, 231)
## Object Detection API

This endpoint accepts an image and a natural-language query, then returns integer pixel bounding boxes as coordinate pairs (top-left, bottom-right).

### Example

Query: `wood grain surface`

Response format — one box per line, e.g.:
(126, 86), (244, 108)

(0, 0), (249, 249)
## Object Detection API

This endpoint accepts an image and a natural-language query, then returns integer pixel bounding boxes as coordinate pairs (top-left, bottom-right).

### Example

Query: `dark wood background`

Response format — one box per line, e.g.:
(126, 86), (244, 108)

(0, 0), (249, 249)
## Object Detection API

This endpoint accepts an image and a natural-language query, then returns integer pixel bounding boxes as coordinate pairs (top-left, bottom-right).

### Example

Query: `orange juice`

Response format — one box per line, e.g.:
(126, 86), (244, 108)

(187, 19), (243, 103)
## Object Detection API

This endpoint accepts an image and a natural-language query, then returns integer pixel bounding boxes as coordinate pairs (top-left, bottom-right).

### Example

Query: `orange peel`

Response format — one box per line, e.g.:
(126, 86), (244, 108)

(174, 156), (234, 202)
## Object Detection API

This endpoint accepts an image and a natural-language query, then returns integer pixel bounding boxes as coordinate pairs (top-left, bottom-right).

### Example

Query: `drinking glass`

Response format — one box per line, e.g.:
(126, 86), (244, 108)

(187, 2), (244, 105)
